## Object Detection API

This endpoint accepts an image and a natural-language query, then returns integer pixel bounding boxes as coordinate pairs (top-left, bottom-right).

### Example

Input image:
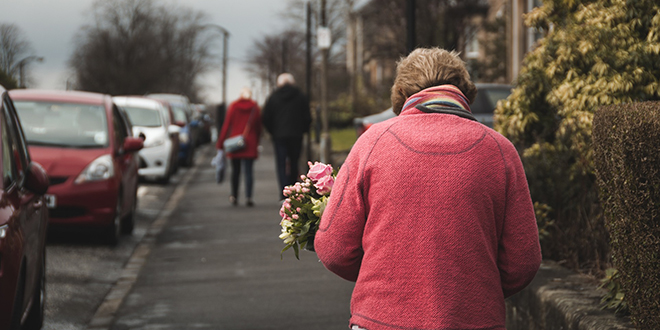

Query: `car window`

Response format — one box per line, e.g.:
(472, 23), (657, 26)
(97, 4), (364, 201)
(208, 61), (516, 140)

(123, 106), (163, 127)
(2, 96), (29, 188)
(160, 106), (171, 126)
(170, 104), (189, 123)
(113, 105), (129, 149)
(471, 87), (512, 114)
(1, 105), (17, 189)
(485, 89), (511, 107)
(14, 100), (109, 148)
(167, 108), (176, 124)
(118, 105), (133, 134)
(5, 96), (31, 166)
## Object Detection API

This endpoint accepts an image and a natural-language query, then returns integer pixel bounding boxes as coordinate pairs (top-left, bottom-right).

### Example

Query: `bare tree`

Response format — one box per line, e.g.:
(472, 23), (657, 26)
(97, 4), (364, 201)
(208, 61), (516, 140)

(69, 0), (212, 100)
(0, 68), (18, 89)
(247, 0), (491, 112)
(245, 30), (307, 94)
(281, 0), (355, 60)
(360, 0), (489, 60)
(0, 23), (34, 81)
(245, 0), (357, 100)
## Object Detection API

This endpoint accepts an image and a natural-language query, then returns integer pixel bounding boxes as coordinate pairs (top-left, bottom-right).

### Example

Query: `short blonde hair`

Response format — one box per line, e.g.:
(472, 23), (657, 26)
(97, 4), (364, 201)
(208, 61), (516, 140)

(239, 87), (252, 99)
(391, 48), (477, 115)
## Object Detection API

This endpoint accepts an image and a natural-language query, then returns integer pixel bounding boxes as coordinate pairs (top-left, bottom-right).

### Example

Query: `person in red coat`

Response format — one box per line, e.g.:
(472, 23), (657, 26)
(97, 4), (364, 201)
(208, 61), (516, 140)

(315, 48), (542, 330)
(216, 87), (262, 206)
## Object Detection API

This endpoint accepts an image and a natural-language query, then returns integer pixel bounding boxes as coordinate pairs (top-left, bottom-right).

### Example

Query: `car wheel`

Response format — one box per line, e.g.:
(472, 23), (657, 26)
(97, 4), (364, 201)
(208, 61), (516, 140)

(23, 250), (45, 330)
(9, 266), (25, 330)
(106, 197), (122, 245)
(121, 190), (137, 235)
(157, 171), (171, 184)
(171, 160), (179, 175)
(161, 157), (173, 183)
(185, 148), (195, 167)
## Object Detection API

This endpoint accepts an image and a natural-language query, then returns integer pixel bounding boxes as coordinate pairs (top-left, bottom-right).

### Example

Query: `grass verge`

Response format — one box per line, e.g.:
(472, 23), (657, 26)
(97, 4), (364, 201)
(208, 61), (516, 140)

(330, 127), (356, 152)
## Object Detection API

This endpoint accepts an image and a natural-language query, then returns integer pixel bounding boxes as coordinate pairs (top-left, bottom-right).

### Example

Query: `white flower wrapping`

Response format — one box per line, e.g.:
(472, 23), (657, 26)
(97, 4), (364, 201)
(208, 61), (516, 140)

(279, 162), (335, 259)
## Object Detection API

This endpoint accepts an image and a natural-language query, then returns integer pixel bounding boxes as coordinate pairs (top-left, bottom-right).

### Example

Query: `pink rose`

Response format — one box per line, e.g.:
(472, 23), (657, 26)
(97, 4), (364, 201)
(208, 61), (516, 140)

(307, 161), (333, 181)
(314, 175), (334, 195)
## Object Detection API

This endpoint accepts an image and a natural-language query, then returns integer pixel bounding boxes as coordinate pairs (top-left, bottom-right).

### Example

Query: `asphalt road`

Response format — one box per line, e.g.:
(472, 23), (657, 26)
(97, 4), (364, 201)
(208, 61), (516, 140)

(42, 148), (192, 330)
(42, 142), (356, 330)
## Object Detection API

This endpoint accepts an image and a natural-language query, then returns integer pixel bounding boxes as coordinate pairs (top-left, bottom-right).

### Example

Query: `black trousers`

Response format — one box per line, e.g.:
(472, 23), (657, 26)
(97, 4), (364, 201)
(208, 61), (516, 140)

(273, 137), (303, 198)
(230, 158), (254, 199)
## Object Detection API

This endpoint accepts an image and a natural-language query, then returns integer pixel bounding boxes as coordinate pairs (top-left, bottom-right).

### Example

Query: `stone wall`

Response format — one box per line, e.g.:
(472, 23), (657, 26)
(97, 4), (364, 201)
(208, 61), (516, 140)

(506, 261), (634, 330)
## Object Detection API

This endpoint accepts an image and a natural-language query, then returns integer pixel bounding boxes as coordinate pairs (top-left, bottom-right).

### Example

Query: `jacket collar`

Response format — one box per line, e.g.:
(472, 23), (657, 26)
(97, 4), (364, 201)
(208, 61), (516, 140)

(401, 85), (472, 115)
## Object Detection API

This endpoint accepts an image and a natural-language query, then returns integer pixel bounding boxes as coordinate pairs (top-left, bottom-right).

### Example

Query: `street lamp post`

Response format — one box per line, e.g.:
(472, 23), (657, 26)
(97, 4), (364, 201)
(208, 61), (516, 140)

(221, 29), (229, 107)
(406, 0), (416, 54)
(318, 0), (332, 164)
(17, 56), (44, 88)
(203, 24), (230, 106)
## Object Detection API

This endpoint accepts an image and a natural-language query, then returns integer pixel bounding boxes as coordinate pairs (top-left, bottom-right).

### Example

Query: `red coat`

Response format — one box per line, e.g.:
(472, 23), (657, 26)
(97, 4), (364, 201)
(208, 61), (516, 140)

(216, 98), (261, 159)
(315, 106), (541, 330)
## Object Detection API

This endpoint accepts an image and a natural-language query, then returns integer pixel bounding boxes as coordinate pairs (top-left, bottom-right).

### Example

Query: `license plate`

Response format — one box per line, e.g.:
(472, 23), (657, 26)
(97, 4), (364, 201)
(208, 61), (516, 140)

(44, 194), (57, 209)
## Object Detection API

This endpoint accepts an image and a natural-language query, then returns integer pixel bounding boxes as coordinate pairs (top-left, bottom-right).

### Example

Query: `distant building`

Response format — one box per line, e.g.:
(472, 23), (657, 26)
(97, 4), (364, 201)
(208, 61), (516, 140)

(464, 0), (508, 83)
(345, 0), (544, 108)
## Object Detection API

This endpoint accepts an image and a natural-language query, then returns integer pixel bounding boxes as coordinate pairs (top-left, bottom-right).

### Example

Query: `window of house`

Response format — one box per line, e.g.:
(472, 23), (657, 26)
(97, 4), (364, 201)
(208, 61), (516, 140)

(465, 26), (480, 59)
(527, 0), (544, 51)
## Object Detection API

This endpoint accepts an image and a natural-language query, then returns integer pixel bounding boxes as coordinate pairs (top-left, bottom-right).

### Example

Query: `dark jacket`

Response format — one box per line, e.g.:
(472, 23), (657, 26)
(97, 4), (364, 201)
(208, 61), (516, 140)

(262, 84), (311, 139)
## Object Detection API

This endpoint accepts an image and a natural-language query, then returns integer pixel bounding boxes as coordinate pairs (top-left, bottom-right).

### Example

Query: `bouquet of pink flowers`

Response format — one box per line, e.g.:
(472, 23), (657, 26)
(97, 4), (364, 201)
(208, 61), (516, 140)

(279, 161), (336, 259)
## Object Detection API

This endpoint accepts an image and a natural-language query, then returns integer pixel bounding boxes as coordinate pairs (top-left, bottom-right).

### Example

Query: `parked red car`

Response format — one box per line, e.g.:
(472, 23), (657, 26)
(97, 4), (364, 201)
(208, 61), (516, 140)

(0, 85), (50, 330)
(9, 90), (143, 245)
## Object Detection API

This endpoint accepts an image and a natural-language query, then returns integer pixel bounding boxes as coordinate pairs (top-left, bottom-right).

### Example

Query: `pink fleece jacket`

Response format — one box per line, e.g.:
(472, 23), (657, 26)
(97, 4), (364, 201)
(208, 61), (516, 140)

(315, 105), (542, 330)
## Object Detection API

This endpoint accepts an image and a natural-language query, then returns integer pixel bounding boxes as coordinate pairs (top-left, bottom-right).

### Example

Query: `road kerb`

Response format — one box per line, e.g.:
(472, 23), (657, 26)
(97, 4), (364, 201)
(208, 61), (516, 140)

(86, 152), (205, 330)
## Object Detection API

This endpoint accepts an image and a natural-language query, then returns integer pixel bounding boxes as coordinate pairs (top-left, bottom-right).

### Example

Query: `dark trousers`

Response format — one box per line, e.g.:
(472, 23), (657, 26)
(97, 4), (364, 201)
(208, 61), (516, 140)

(230, 158), (254, 200)
(273, 137), (303, 198)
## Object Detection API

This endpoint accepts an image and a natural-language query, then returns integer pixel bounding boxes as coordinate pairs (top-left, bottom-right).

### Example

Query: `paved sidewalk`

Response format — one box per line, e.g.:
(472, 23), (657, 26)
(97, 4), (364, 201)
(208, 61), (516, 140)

(108, 143), (355, 330)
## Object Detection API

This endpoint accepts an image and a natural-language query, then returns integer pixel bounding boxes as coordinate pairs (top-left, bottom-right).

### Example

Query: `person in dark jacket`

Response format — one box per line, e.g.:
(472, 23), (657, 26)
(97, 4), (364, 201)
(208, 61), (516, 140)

(262, 73), (312, 199)
(216, 103), (226, 135)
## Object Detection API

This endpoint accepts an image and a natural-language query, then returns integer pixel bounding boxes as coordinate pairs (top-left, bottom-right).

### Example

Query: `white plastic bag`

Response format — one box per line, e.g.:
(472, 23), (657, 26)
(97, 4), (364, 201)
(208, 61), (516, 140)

(211, 150), (225, 183)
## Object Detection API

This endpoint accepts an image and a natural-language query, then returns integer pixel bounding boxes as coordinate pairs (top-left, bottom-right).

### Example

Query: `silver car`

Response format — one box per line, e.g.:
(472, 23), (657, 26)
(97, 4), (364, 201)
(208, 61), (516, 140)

(354, 83), (512, 137)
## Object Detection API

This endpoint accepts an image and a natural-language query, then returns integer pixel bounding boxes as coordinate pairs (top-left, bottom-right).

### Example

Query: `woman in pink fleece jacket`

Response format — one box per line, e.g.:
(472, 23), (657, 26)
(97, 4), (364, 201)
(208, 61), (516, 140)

(315, 48), (542, 330)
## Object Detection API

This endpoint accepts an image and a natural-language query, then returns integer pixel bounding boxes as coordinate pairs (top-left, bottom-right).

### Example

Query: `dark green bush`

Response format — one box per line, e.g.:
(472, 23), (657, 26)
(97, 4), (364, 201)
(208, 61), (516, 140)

(496, 0), (660, 273)
(593, 101), (660, 329)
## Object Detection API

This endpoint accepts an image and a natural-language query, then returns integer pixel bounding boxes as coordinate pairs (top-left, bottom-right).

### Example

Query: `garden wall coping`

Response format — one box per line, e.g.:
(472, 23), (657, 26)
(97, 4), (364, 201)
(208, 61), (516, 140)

(506, 261), (634, 330)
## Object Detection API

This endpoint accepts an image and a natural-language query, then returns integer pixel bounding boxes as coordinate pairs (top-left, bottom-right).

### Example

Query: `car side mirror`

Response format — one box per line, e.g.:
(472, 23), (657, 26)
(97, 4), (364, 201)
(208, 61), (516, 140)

(24, 162), (49, 195)
(168, 125), (181, 135)
(174, 121), (186, 127)
(123, 137), (144, 153)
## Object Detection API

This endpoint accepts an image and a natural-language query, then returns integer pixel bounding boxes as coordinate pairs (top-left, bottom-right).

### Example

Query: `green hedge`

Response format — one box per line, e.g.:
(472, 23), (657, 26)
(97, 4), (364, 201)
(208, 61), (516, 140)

(593, 101), (660, 329)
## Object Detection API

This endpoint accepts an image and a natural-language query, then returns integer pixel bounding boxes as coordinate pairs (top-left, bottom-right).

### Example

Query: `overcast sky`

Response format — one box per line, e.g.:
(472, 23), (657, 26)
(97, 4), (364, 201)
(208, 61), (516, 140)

(1, 0), (297, 104)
